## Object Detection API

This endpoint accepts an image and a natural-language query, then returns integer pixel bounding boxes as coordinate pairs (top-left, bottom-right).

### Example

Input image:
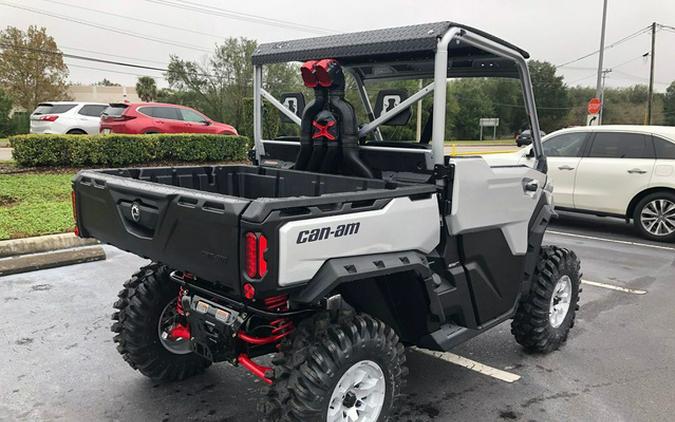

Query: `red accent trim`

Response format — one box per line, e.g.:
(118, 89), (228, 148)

(168, 323), (190, 341)
(257, 234), (268, 278)
(301, 60), (318, 88)
(238, 354), (273, 384)
(312, 120), (336, 140)
(237, 331), (288, 345)
(176, 286), (185, 316)
(315, 58), (337, 87)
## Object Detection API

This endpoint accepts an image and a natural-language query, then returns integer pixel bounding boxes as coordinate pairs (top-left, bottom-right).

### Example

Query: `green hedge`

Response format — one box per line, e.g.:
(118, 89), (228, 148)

(9, 133), (250, 167)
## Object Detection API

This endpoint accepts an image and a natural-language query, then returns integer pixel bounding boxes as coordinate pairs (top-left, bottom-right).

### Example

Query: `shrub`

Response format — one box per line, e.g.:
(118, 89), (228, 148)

(240, 98), (280, 140)
(9, 133), (250, 167)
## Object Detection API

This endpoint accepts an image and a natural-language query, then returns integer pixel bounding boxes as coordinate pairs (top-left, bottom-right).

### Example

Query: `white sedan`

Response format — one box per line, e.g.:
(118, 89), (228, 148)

(484, 125), (675, 242)
(30, 102), (108, 135)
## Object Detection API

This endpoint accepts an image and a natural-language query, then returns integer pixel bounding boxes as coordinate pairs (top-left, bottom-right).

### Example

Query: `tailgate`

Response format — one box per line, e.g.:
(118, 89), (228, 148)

(73, 171), (250, 294)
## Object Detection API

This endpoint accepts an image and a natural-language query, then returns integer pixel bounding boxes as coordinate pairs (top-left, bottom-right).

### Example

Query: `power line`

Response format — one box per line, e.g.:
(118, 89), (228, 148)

(40, 0), (230, 41)
(555, 25), (652, 68)
(66, 62), (168, 79)
(565, 54), (647, 85)
(0, 1), (212, 53)
(143, 0), (337, 35)
(61, 45), (169, 66)
(1, 44), (169, 72)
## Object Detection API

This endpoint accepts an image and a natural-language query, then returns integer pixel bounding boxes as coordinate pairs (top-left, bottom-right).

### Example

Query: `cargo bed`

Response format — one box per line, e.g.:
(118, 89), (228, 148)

(73, 165), (437, 295)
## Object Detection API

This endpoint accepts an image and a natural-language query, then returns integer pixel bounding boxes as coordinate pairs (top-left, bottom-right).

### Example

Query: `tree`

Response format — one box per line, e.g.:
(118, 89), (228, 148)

(0, 26), (70, 111)
(0, 88), (13, 137)
(136, 76), (157, 102)
(165, 37), (297, 131)
(95, 78), (120, 86)
(663, 81), (675, 126)
(447, 79), (494, 139)
(526, 61), (568, 132)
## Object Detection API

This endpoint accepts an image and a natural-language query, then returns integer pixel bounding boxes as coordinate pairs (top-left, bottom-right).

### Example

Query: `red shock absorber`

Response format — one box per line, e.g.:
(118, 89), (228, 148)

(167, 286), (190, 341)
(237, 294), (294, 384)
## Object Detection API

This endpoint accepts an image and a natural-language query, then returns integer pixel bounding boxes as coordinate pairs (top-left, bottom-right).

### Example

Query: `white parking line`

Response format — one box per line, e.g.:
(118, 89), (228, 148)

(581, 279), (647, 295)
(546, 230), (675, 251)
(411, 347), (521, 383)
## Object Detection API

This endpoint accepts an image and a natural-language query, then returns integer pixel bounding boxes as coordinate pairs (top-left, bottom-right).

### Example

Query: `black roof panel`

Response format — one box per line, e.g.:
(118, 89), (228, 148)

(252, 21), (529, 65)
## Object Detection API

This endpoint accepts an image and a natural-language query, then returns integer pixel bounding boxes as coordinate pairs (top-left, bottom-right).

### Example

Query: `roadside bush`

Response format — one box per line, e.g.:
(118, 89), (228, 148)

(9, 133), (250, 167)
(239, 98), (280, 140)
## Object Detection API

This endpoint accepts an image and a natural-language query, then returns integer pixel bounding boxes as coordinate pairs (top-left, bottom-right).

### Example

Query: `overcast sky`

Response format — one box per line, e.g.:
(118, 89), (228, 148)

(1, 0), (674, 92)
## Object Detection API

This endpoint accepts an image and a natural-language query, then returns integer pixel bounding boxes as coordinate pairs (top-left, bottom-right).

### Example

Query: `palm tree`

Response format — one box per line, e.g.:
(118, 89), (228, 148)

(136, 76), (157, 102)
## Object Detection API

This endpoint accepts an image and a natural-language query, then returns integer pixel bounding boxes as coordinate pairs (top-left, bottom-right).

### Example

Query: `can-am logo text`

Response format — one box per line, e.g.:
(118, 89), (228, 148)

(296, 222), (360, 244)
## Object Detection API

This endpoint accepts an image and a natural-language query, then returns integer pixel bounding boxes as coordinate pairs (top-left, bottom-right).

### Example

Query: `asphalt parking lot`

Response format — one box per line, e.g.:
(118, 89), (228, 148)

(1, 214), (674, 421)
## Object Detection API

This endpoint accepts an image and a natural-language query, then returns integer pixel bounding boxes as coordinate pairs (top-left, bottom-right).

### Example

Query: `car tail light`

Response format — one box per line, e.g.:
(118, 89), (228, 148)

(40, 115), (58, 121)
(244, 232), (268, 279)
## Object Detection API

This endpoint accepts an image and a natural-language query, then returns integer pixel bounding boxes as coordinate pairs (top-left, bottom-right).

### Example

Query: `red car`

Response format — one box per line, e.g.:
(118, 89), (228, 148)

(100, 103), (237, 135)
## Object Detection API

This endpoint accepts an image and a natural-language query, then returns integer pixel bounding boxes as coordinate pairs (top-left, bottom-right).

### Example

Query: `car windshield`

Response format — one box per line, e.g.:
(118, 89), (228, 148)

(32, 104), (76, 115)
(103, 104), (129, 117)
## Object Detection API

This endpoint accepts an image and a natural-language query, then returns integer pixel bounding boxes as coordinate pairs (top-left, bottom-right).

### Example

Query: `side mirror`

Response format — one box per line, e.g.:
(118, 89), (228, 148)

(201, 120), (211, 126)
(526, 147), (535, 158)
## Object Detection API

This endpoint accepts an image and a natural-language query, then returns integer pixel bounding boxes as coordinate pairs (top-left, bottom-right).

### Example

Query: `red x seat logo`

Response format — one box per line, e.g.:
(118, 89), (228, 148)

(312, 120), (336, 141)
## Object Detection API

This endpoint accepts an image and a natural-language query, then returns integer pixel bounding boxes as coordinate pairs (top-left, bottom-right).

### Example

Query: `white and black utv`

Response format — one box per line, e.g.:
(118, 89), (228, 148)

(72, 21), (581, 421)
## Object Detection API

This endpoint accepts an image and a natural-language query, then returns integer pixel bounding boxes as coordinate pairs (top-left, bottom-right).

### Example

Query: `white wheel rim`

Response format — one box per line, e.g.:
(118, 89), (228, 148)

(640, 199), (675, 237)
(549, 275), (572, 328)
(327, 360), (386, 422)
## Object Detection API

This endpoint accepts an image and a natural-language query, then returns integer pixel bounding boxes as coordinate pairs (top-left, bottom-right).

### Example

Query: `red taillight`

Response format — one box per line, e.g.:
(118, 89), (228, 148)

(244, 232), (268, 280)
(245, 232), (258, 278)
(257, 234), (268, 278)
(243, 283), (255, 300)
(40, 115), (58, 121)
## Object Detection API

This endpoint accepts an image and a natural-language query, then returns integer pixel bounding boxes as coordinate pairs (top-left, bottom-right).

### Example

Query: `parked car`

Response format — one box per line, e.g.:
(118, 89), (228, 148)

(30, 101), (108, 135)
(516, 129), (546, 147)
(487, 125), (675, 242)
(100, 103), (237, 135)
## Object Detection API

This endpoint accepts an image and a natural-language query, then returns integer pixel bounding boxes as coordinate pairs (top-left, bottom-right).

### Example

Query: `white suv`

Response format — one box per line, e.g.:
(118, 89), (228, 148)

(486, 125), (675, 242)
(30, 102), (108, 135)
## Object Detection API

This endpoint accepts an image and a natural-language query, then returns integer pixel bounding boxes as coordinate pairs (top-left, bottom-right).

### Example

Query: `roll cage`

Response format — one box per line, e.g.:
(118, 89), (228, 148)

(251, 21), (546, 173)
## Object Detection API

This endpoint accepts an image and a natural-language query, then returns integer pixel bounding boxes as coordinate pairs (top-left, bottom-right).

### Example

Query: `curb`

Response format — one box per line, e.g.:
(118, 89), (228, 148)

(0, 246), (106, 276)
(0, 233), (99, 258)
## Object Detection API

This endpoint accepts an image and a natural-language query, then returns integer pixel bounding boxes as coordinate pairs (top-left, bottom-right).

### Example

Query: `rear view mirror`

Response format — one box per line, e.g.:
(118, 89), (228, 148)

(374, 89), (411, 126)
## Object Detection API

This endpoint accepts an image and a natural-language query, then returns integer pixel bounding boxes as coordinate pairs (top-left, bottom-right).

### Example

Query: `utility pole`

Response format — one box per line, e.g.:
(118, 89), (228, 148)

(647, 22), (657, 125)
(595, 0), (608, 100)
(599, 69), (612, 124)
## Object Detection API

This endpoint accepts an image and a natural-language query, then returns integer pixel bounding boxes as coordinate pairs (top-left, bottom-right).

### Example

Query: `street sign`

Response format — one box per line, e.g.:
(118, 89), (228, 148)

(587, 114), (600, 126)
(587, 98), (602, 115)
(479, 118), (499, 140)
(479, 118), (499, 127)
